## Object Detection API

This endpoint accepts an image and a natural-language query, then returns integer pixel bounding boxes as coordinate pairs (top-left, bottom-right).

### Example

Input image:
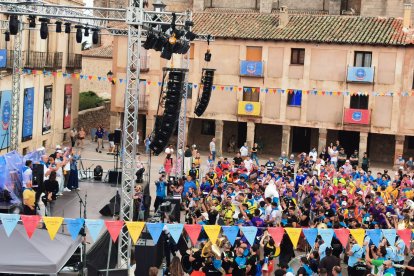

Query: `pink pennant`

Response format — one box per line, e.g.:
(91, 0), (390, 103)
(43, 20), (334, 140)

(268, 227), (285, 247)
(52, 72), (57, 77)
(104, 220), (124, 242)
(21, 215), (41, 238)
(334, 228), (350, 248)
(184, 224), (202, 245)
(32, 70), (37, 75)
(88, 75), (93, 80)
(397, 229), (411, 248)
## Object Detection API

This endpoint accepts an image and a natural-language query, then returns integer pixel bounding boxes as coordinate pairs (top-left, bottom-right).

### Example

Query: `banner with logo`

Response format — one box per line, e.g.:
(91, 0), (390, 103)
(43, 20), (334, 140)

(0, 49), (6, 68)
(303, 228), (318, 247)
(350, 229), (365, 247)
(126, 221), (145, 245)
(0, 90), (11, 149)
(344, 108), (370, 125)
(285, 228), (302, 249)
(268, 227), (285, 247)
(203, 225), (221, 244)
(43, 217), (64, 240)
(22, 87), (34, 142)
(240, 61), (263, 77)
(63, 84), (72, 129)
(241, 226), (258, 246)
(319, 229), (334, 247)
(65, 218), (85, 240)
(146, 223), (164, 244)
(334, 229), (350, 248)
(42, 86), (52, 134)
(184, 224), (202, 245)
(222, 226), (239, 246)
(0, 214), (19, 237)
(104, 220), (124, 242)
(21, 215), (41, 238)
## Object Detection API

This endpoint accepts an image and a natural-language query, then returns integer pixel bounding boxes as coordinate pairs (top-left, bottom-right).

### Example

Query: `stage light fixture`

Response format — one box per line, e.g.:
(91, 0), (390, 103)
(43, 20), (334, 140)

(179, 40), (190, 54)
(205, 49), (211, 62)
(64, 22), (71, 34)
(5, 31), (10, 42)
(75, 25), (83, 43)
(39, 18), (49, 40)
(92, 28), (99, 44)
(28, 16), (36, 28)
(9, 15), (19, 35)
(161, 42), (173, 60)
(153, 34), (167, 52)
(55, 21), (62, 33)
(84, 27), (89, 37)
(143, 32), (157, 50)
(185, 31), (197, 41)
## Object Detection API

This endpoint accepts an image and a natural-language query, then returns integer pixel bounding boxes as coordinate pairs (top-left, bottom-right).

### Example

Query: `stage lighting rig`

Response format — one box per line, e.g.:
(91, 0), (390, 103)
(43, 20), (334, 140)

(92, 28), (99, 44)
(9, 15), (19, 35)
(143, 31), (157, 50)
(75, 25), (83, 43)
(28, 16), (36, 28)
(55, 21), (62, 33)
(84, 27), (89, 37)
(39, 18), (50, 40)
(5, 31), (10, 42)
(64, 22), (71, 34)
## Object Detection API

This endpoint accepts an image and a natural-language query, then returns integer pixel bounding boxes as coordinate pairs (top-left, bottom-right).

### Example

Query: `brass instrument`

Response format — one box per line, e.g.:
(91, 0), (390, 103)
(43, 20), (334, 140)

(201, 237), (226, 258)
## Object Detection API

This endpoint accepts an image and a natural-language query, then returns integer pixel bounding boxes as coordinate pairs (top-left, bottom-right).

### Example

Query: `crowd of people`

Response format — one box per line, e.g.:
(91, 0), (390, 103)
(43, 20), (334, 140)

(151, 138), (414, 276)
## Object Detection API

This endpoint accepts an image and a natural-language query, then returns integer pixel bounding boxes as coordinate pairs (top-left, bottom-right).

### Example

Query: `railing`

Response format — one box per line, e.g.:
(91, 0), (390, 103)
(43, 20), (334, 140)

(66, 53), (82, 71)
(5, 50), (63, 70)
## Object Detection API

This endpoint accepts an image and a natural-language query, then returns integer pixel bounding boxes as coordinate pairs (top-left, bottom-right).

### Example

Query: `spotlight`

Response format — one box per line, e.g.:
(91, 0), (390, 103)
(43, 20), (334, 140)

(28, 16), (36, 28)
(5, 32), (10, 42)
(75, 25), (83, 43)
(185, 31), (197, 41)
(64, 22), (71, 34)
(92, 28), (99, 44)
(185, 20), (194, 28)
(39, 18), (49, 40)
(142, 32), (157, 50)
(84, 27), (89, 37)
(179, 41), (190, 54)
(153, 34), (167, 51)
(168, 33), (177, 45)
(161, 43), (173, 60)
(205, 49), (211, 62)
(55, 21), (62, 33)
(9, 15), (19, 35)
(173, 29), (184, 39)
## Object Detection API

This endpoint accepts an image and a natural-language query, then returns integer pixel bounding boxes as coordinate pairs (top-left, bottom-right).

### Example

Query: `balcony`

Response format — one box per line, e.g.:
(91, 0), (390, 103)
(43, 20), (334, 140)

(343, 108), (371, 125)
(347, 66), (374, 83)
(237, 101), (261, 116)
(66, 53), (82, 71)
(240, 60), (264, 77)
(4, 50), (63, 70)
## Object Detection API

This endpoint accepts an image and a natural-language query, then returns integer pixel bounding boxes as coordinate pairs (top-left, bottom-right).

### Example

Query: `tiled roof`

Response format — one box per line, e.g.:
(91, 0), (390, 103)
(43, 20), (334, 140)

(193, 12), (410, 46)
(204, 8), (329, 15)
(82, 45), (113, 58)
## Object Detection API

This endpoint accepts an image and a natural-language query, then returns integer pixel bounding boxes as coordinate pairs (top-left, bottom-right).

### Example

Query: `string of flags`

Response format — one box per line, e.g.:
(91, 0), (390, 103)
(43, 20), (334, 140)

(1, 214), (414, 248)
(19, 68), (414, 97)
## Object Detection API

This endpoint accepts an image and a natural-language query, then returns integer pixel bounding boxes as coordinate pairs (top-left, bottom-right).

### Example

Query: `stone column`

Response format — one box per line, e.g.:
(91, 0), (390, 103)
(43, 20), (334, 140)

(318, 128), (327, 153)
(246, 121), (255, 150)
(394, 135), (405, 169)
(281, 125), (291, 154)
(359, 132), (369, 162)
(215, 119), (224, 157)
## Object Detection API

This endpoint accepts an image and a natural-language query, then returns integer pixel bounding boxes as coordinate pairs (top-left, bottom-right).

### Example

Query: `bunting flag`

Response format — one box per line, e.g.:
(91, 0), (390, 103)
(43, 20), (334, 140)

(350, 229), (365, 247)
(203, 225), (221, 244)
(241, 226), (258, 246)
(104, 220), (124, 242)
(268, 227), (285, 247)
(167, 224), (184, 244)
(21, 215), (41, 238)
(285, 228), (302, 249)
(126, 221), (146, 245)
(222, 226), (239, 246)
(184, 224), (202, 245)
(318, 229), (334, 247)
(85, 219), (104, 242)
(146, 223), (164, 244)
(65, 218), (85, 240)
(0, 214), (20, 237)
(397, 229), (412, 248)
(366, 229), (382, 247)
(334, 229), (350, 248)
(303, 228), (318, 247)
(43, 217), (64, 240)
(382, 229), (397, 246)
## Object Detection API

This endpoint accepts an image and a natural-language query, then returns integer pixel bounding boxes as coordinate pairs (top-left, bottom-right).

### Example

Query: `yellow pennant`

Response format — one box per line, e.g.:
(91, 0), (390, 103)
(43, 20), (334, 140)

(285, 228), (302, 249)
(350, 229), (365, 247)
(203, 225), (221, 244)
(43, 217), (64, 240)
(126, 221), (146, 245)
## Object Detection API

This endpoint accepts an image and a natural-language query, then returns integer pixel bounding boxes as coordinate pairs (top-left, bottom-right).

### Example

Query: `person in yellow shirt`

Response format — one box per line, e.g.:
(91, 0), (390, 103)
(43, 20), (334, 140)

(385, 181), (399, 201)
(23, 180), (36, 215)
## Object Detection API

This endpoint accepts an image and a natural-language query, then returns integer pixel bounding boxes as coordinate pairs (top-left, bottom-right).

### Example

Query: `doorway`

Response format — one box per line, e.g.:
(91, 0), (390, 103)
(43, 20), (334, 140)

(291, 127), (312, 153)
(338, 130), (360, 157)
(237, 122), (247, 148)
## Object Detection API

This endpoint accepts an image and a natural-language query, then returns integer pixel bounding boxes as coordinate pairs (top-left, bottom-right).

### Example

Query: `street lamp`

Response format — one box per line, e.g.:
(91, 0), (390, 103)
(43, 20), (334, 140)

(153, 0), (166, 12)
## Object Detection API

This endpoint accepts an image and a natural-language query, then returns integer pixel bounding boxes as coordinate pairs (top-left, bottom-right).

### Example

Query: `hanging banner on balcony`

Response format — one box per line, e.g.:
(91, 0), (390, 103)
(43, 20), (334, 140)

(238, 101), (261, 116)
(240, 61), (263, 77)
(63, 84), (72, 129)
(0, 90), (11, 150)
(42, 86), (53, 134)
(344, 108), (370, 125)
(22, 87), (34, 142)
(0, 49), (6, 68)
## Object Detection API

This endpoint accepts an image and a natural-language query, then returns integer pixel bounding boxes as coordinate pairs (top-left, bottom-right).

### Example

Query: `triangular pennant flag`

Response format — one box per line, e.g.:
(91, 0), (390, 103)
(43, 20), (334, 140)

(21, 215), (41, 238)
(0, 214), (20, 237)
(318, 229), (334, 247)
(238, 87), (242, 92)
(146, 223), (164, 244)
(98, 76), (102, 81)
(32, 70), (37, 75)
(85, 219), (104, 242)
(366, 229), (382, 247)
(88, 75), (93, 80)
(203, 225), (221, 244)
(241, 226), (257, 246)
(350, 229), (365, 247)
(65, 218), (85, 240)
(147, 81), (151, 85)
(126, 221), (145, 245)
(104, 220), (124, 242)
(167, 224), (184, 244)
(251, 88), (256, 93)
(220, 86), (224, 91)
(194, 84), (198, 89)
(222, 226), (239, 246)
(303, 228), (318, 247)
(285, 228), (302, 249)
(158, 82), (162, 86)
(382, 229), (397, 246)
(268, 227), (285, 246)
(397, 229), (412, 248)
(212, 86), (216, 91)
(184, 224), (202, 245)
(334, 229), (350, 248)
(43, 217), (64, 240)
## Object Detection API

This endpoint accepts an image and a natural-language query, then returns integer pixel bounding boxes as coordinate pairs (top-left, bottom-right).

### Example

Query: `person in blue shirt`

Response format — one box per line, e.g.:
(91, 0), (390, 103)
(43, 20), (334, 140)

(95, 126), (105, 153)
(347, 236), (363, 275)
(183, 175), (197, 197)
(295, 169), (306, 192)
(154, 174), (166, 211)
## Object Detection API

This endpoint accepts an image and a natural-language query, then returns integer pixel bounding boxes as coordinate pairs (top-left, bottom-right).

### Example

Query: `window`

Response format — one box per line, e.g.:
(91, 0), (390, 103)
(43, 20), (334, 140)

(243, 87), (260, 102)
(350, 95), (369, 109)
(290, 48), (305, 65)
(354, 51), (372, 67)
(246, 46), (262, 61)
(189, 43), (194, 59)
(201, 120), (215, 135)
(287, 92), (302, 106)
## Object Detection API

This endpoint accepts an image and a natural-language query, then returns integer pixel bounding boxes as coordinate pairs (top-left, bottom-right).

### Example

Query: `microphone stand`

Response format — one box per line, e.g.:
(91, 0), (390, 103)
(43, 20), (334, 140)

(74, 189), (87, 276)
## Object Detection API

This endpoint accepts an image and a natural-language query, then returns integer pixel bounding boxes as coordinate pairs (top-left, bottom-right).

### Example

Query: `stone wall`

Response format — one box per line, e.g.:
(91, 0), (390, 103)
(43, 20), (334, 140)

(77, 102), (114, 136)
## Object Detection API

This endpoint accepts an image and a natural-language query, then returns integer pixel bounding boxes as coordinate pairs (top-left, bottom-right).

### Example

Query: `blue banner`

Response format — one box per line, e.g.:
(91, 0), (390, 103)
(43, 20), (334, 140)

(241, 226), (257, 246)
(383, 229), (396, 246)
(65, 218), (85, 240)
(222, 226), (239, 246)
(367, 229), (382, 247)
(22, 87), (34, 141)
(146, 223), (164, 244)
(0, 49), (6, 68)
(240, 61), (263, 77)
(0, 214), (19, 237)
(0, 90), (11, 149)
(318, 229), (334, 246)
(303, 228), (318, 247)
(347, 67), (374, 83)
(85, 219), (104, 242)
(166, 223), (184, 244)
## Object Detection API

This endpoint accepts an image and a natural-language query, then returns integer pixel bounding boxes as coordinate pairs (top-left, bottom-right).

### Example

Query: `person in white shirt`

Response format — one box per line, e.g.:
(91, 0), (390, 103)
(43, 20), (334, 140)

(244, 156), (254, 171)
(309, 147), (318, 161)
(240, 142), (248, 159)
(22, 160), (33, 188)
(209, 138), (216, 161)
(328, 145), (339, 168)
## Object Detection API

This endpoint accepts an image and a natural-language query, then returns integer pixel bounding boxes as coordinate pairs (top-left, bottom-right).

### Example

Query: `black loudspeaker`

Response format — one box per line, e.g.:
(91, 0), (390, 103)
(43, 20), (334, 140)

(135, 231), (164, 276)
(114, 129), (122, 145)
(108, 170), (122, 184)
(164, 197), (181, 223)
(87, 231), (119, 275)
(99, 193), (120, 216)
(195, 68), (215, 117)
(32, 163), (44, 189)
(150, 69), (186, 155)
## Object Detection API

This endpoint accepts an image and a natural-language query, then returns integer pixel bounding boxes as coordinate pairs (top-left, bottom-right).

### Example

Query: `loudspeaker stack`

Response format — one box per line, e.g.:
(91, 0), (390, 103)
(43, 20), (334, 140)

(194, 68), (215, 117)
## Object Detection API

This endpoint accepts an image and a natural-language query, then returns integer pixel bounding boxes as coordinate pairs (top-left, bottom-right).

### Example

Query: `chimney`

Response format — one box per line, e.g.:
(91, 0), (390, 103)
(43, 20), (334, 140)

(403, 3), (412, 29)
(193, 0), (205, 12)
(279, 6), (289, 28)
(260, 0), (273, 14)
